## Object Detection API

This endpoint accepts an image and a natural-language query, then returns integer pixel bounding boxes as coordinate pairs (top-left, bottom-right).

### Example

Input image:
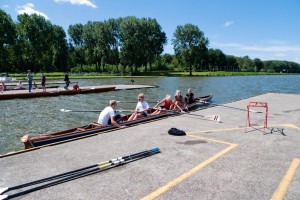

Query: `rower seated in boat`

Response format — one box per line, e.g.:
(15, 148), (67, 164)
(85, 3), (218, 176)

(151, 94), (185, 116)
(174, 90), (185, 108)
(184, 88), (195, 105)
(127, 93), (149, 121)
(97, 100), (127, 128)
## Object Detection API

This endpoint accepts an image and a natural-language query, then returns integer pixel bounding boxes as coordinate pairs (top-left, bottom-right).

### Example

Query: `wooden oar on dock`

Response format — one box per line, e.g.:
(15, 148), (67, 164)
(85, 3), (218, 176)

(0, 148), (160, 200)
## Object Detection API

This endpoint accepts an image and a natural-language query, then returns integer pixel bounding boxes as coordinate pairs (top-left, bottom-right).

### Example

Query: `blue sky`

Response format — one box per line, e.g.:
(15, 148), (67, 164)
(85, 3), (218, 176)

(1, 0), (300, 63)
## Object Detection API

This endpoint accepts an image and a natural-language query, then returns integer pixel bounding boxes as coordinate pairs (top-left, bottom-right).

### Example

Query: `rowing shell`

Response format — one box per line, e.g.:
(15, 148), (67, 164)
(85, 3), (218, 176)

(20, 95), (213, 149)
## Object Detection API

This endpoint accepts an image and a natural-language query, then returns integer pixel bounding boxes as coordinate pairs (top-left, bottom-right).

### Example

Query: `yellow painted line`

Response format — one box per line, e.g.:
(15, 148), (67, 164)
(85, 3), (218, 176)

(188, 124), (299, 134)
(187, 134), (236, 146)
(271, 158), (300, 200)
(188, 127), (244, 134)
(141, 134), (238, 200)
(281, 124), (300, 130)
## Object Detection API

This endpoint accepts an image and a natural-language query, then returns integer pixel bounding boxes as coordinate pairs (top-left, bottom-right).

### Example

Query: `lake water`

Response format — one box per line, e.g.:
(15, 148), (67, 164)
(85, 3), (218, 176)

(0, 75), (299, 154)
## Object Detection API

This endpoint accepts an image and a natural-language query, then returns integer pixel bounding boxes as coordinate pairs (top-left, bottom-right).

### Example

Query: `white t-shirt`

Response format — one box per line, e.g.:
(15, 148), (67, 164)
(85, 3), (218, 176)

(135, 101), (149, 111)
(98, 106), (115, 126)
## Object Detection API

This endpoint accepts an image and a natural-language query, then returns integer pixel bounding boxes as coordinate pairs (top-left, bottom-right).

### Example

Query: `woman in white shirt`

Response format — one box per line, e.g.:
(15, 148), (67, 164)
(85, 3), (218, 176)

(127, 93), (149, 121)
(98, 100), (127, 128)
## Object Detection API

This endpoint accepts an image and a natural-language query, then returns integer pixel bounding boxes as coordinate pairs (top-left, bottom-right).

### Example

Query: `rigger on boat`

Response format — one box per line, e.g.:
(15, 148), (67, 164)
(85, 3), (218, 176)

(20, 95), (213, 149)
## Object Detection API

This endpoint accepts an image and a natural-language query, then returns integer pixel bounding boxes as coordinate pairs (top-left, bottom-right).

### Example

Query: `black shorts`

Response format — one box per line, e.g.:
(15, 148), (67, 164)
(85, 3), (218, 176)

(141, 111), (148, 117)
(160, 106), (170, 110)
(41, 82), (45, 86)
(108, 114), (121, 124)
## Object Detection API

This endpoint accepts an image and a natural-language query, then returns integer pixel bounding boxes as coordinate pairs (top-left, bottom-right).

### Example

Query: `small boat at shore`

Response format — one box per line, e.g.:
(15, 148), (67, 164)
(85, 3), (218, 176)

(0, 86), (116, 100)
(20, 95), (213, 149)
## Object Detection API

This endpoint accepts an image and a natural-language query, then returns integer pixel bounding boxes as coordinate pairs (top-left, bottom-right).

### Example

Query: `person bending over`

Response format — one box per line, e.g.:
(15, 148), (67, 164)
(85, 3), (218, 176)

(98, 100), (127, 128)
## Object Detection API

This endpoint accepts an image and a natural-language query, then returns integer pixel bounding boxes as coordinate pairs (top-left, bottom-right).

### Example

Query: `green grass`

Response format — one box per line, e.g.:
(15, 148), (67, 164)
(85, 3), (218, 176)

(3, 71), (293, 81)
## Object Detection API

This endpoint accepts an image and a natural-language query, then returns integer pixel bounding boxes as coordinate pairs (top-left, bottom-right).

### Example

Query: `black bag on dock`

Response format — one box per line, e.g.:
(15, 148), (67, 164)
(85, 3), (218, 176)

(168, 128), (186, 136)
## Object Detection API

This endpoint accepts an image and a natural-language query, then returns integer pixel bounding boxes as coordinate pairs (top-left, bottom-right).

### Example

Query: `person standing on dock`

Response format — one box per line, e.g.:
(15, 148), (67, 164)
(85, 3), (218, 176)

(64, 73), (70, 90)
(98, 100), (127, 128)
(41, 73), (46, 92)
(27, 70), (33, 93)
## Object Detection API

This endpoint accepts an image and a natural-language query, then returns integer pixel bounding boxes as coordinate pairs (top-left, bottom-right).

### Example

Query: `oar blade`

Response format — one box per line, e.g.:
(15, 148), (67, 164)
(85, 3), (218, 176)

(60, 109), (71, 112)
(0, 188), (8, 195)
(213, 115), (221, 122)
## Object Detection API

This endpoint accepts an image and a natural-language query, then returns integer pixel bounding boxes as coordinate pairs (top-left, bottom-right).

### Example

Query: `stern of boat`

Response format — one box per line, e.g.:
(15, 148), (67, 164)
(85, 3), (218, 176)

(20, 134), (33, 149)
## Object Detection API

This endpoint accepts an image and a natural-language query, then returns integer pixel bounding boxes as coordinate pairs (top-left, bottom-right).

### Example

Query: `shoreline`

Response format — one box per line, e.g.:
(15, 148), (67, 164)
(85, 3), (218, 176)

(2, 71), (298, 81)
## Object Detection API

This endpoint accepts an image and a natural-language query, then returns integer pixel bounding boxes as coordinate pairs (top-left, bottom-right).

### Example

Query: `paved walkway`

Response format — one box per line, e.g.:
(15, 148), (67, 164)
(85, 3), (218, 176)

(0, 93), (299, 200)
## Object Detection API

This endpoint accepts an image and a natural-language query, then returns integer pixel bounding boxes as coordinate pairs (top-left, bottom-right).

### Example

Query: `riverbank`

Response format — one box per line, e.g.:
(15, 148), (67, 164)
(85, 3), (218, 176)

(3, 71), (295, 81)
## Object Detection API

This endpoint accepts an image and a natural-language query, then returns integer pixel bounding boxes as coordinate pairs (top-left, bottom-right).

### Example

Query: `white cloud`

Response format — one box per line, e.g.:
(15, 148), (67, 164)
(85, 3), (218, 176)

(212, 42), (300, 52)
(3, 5), (9, 8)
(16, 3), (49, 19)
(54, 0), (97, 8)
(222, 21), (234, 27)
(211, 41), (300, 63)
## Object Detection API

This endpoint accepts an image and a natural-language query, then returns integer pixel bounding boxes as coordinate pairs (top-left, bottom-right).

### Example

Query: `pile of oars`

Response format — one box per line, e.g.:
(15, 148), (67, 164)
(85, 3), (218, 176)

(0, 148), (160, 200)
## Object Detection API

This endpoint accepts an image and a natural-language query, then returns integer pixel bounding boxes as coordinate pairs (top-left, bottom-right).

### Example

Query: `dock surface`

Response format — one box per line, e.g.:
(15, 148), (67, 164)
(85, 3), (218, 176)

(0, 84), (158, 100)
(0, 93), (299, 199)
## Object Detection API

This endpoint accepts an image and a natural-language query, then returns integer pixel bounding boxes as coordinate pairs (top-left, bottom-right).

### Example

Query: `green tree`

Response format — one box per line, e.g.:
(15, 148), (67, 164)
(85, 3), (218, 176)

(225, 55), (238, 71)
(253, 58), (264, 72)
(0, 9), (16, 72)
(51, 25), (68, 72)
(172, 24), (209, 75)
(68, 23), (85, 71)
(16, 14), (54, 72)
(119, 16), (143, 73)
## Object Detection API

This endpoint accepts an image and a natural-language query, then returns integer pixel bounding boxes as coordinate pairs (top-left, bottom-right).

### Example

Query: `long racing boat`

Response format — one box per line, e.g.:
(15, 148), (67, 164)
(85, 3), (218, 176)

(20, 94), (213, 149)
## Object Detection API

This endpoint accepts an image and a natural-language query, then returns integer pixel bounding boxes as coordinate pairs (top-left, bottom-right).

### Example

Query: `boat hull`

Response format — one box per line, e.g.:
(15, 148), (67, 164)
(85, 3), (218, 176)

(21, 94), (213, 148)
(0, 87), (116, 100)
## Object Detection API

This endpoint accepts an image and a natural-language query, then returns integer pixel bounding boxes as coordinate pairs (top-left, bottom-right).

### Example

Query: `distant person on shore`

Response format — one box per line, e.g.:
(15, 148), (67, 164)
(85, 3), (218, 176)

(131, 79), (134, 84)
(41, 73), (46, 92)
(64, 73), (70, 90)
(0, 82), (6, 92)
(97, 100), (127, 128)
(73, 82), (80, 90)
(15, 81), (25, 89)
(27, 70), (33, 93)
(127, 93), (149, 121)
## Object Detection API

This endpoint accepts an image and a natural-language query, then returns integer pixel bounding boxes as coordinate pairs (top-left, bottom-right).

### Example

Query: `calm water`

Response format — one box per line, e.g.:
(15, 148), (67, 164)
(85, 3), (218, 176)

(0, 75), (299, 154)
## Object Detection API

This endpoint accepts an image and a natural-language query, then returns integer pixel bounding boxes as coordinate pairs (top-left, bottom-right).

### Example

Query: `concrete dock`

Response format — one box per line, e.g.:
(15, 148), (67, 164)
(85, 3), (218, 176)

(0, 93), (299, 200)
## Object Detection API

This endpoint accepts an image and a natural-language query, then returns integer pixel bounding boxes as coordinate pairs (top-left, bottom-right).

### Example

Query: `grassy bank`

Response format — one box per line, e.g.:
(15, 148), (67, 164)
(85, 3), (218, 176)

(4, 71), (294, 80)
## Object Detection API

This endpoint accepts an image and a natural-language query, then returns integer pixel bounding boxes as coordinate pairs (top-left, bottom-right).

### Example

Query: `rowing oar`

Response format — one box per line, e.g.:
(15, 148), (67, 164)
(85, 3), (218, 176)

(165, 110), (221, 122)
(60, 109), (134, 113)
(117, 100), (159, 104)
(198, 101), (263, 113)
(0, 148), (160, 200)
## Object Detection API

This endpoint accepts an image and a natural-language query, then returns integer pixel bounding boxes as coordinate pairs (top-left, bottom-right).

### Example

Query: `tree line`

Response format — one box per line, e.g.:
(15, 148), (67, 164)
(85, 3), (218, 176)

(1, 9), (299, 75)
